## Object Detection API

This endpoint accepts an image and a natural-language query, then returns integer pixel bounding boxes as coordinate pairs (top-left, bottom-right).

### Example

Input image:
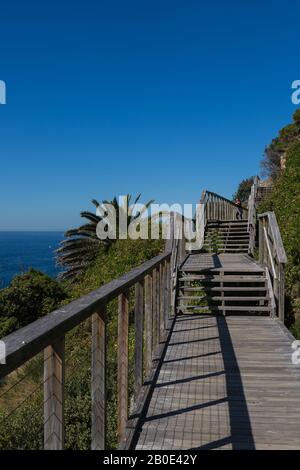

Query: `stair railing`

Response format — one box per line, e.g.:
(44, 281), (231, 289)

(247, 176), (259, 255)
(197, 190), (249, 250)
(258, 212), (287, 322)
(169, 212), (189, 314)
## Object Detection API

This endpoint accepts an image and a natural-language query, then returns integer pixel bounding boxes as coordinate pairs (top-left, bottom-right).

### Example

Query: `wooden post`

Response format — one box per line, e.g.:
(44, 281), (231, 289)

(117, 292), (129, 441)
(159, 262), (165, 341)
(91, 308), (106, 450)
(44, 338), (65, 450)
(134, 281), (144, 401)
(152, 268), (158, 354)
(156, 267), (160, 343)
(278, 264), (285, 323)
(167, 259), (171, 320)
(263, 220), (268, 267)
(144, 273), (153, 377)
(258, 218), (263, 264)
(164, 259), (170, 327)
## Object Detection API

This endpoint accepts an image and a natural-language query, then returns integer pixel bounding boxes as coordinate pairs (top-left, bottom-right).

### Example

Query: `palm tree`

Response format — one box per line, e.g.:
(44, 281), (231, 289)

(56, 194), (154, 281)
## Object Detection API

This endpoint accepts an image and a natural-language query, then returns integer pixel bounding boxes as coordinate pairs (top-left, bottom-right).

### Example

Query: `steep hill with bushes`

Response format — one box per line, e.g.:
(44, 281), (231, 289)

(259, 141), (300, 337)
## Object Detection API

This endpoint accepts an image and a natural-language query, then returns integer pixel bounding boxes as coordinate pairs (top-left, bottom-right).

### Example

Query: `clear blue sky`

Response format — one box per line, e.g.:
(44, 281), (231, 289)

(0, 0), (299, 230)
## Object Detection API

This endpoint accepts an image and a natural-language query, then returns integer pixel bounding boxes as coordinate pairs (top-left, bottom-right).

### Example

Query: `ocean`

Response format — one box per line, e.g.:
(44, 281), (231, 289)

(0, 231), (65, 288)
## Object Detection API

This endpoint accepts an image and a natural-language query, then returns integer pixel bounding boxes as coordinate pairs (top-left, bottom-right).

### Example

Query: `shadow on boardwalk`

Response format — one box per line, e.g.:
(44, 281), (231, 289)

(131, 314), (255, 450)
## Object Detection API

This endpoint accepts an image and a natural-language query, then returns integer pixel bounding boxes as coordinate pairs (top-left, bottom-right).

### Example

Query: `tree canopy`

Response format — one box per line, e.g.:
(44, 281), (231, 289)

(261, 109), (300, 179)
(233, 176), (255, 203)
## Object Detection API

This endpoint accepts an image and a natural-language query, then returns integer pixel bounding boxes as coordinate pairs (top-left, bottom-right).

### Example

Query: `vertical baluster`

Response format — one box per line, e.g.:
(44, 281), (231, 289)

(258, 218), (263, 264)
(278, 264), (285, 323)
(152, 268), (158, 354)
(156, 267), (160, 344)
(91, 307), (106, 450)
(44, 338), (65, 450)
(165, 259), (170, 327)
(264, 220), (268, 268)
(144, 273), (153, 377)
(134, 281), (144, 401)
(159, 262), (165, 341)
(117, 292), (129, 441)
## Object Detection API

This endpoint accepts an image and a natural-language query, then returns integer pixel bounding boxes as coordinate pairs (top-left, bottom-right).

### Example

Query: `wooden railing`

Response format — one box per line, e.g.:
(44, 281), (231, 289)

(0, 215), (186, 450)
(258, 212), (287, 322)
(247, 176), (259, 255)
(197, 190), (248, 249)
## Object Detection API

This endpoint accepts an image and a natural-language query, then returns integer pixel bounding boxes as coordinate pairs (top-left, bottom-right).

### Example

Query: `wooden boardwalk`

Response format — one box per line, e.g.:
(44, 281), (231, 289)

(134, 314), (300, 450)
(180, 253), (265, 273)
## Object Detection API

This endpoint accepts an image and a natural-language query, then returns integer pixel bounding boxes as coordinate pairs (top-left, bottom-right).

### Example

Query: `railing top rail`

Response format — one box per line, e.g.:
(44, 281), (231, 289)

(200, 190), (248, 211)
(0, 249), (172, 379)
(258, 211), (287, 264)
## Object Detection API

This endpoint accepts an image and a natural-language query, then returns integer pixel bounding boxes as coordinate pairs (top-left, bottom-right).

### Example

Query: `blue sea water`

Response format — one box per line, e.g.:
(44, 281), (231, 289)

(0, 232), (64, 288)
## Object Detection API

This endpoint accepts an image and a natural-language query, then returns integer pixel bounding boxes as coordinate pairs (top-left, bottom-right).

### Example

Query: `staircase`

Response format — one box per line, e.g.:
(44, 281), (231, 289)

(203, 219), (249, 253)
(176, 254), (270, 316)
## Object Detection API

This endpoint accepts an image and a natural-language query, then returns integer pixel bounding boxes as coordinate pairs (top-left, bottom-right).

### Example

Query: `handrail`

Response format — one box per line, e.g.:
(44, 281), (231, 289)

(0, 251), (171, 379)
(0, 213), (188, 450)
(247, 176), (259, 255)
(263, 226), (277, 279)
(202, 190), (248, 210)
(258, 212), (287, 264)
(258, 211), (287, 322)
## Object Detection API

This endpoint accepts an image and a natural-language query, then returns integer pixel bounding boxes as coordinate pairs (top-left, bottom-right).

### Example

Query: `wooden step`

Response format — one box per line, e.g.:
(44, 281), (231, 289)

(204, 249), (249, 253)
(203, 241), (249, 248)
(179, 275), (266, 282)
(207, 221), (248, 225)
(207, 230), (250, 233)
(176, 306), (212, 312)
(208, 220), (248, 225)
(177, 305), (270, 312)
(178, 296), (268, 301)
(181, 286), (267, 292)
(205, 235), (248, 239)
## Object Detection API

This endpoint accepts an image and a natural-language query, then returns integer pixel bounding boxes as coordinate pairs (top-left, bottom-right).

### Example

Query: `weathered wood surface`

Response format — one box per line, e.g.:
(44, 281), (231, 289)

(91, 309), (106, 450)
(117, 292), (129, 440)
(181, 253), (264, 273)
(134, 315), (300, 450)
(258, 212), (287, 264)
(44, 338), (65, 450)
(134, 281), (144, 402)
(144, 274), (153, 378)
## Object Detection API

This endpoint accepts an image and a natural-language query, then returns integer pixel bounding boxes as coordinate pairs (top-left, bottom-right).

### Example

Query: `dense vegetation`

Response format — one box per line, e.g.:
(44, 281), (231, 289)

(261, 109), (300, 179)
(0, 269), (68, 337)
(0, 237), (164, 449)
(232, 176), (255, 203)
(258, 140), (300, 337)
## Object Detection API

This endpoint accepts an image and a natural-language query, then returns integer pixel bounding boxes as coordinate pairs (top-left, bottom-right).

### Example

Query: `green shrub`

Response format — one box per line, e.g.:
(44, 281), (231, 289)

(259, 141), (300, 330)
(0, 269), (68, 337)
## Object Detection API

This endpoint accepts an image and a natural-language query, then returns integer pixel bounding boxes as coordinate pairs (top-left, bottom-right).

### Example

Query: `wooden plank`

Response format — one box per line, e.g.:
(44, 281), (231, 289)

(44, 338), (65, 450)
(134, 281), (144, 402)
(152, 268), (158, 354)
(117, 292), (129, 441)
(0, 251), (171, 379)
(133, 314), (300, 450)
(144, 274), (153, 378)
(159, 263), (165, 341)
(278, 264), (285, 323)
(259, 212), (287, 263)
(165, 259), (170, 327)
(91, 308), (106, 450)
